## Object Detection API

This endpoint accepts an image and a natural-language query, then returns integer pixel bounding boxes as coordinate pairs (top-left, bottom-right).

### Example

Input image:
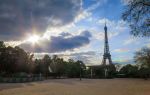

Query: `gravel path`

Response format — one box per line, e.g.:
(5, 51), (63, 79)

(0, 78), (150, 95)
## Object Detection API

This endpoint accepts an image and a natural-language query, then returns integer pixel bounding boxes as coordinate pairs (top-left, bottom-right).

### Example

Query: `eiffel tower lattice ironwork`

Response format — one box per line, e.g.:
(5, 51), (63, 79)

(101, 23), (113, 78)
(102, 23), (112, 66)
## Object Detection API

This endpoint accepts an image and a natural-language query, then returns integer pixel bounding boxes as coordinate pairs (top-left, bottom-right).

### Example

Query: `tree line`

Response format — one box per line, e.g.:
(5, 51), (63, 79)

(116, 47), (150, 79)
(0, 41), (86, 78)
(0, 41), (150, 79)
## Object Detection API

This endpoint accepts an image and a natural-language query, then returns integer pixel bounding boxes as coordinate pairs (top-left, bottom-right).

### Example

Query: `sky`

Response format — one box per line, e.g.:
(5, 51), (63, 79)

(0, 0), (150, 65)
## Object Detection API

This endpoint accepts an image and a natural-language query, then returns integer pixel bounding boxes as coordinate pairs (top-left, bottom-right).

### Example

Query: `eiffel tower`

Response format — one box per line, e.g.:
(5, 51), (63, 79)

(101, 23), (114, 78)
(102, 23), (112, 65)
(87, 22), (115, 78)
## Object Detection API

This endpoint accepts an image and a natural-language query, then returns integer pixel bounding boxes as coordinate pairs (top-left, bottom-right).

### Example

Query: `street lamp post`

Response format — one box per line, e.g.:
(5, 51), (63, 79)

(79, 62), (82, 81)
(90, 67), (93, 79)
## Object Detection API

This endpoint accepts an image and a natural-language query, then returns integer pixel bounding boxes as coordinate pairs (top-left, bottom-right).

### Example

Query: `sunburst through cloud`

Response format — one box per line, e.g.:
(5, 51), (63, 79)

(0, 0), (150, 87)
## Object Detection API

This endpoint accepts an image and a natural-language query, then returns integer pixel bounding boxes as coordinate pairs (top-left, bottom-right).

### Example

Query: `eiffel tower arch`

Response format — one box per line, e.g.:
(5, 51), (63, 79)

(101, 23), (116, 78)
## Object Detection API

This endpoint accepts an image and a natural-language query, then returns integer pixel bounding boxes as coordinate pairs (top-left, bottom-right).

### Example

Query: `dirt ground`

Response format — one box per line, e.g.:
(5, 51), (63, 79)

(0, 78), (150, 95)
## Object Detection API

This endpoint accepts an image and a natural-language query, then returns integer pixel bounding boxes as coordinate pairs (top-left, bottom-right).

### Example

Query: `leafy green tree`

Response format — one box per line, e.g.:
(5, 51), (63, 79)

(0, 41), (5, 48)
(0, 43), (34, 75)
(42, 55), (51, 78)
(66, 59), (85, 78)
(14, 46), (30, 73)
(92, 66), (105, 78)
(138, 67), (150, 79)
(0, 46), (16, 74)
(34, 59), (43, 74)
(122, 0), (150, 37)
(76, 60), (86, 78)
(0, 41), (88, 79)
(119, 64), (138, 78)
(54, 58), (66, 77)
(91, 64), (116, 78)
(48, 55), (67, 78)
(106, 64), (116, 78)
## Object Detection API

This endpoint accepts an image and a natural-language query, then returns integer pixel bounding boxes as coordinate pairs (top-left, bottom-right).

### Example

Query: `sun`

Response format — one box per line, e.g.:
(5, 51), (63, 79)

(27, 35), (40, 44)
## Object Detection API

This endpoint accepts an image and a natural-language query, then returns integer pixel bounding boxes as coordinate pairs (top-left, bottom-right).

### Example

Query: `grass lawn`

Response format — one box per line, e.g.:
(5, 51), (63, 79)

(0, 78), (150, 95)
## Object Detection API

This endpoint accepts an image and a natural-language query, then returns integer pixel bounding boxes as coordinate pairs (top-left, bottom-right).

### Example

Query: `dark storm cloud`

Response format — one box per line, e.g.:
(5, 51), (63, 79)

(0, 0), (82, 41)
(20, 31), (91, 53)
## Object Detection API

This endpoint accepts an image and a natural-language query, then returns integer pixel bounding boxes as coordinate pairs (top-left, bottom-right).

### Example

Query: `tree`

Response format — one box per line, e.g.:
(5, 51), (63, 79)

(122, 0), (150, 37)
(0, 41), (5, 73)
(119, 64), (138, 78)
(106, 64), (116, 78)
(54, 58), (66, 77)
(0, 44), (34, 75)
(91, 64), (116, 78)
(66, 59), (86, 78)
(92, 66), (105, 78)
(34, 59), (43, 74)
(0, 41), (5, 48)
(0, 41), (88, 78)
(76, 60), (86, 79)
(138, 67), (150, 79)
(134, 47), (150, 68)
(134, 47), (150, 79)
(42, 55), (51, 78)
(14, 46), (31, 73)
(0, 46), (17, 74)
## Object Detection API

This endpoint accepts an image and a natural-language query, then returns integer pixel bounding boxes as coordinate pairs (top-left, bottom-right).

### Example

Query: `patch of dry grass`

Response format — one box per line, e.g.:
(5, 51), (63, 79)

(0, 78), (150, 95)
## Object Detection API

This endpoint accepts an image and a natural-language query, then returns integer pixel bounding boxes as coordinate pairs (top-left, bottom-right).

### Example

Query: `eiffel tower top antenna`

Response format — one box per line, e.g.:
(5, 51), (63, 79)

(105, 19), (106, 26)
(104, 18), (107, 32)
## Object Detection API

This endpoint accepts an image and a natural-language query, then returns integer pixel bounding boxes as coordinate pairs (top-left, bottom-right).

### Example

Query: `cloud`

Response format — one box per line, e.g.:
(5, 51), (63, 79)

(146, 44), (150, 48)
(123, 37), (141, 45)
(113, 59), (134, 64)
(123, 38), (137, 45)
(33, 50), (102, 65)
(98, 18), (128, 32)
(92, 18), (128, 41)
(61, 51), (98, 64)
(113, 56), (134, 64)
(75, 0), (107, 22)
(19, 30), (91, 53)
(113, 48), (130, 53)
(4, 41), (24, 47)
(0, 0), (82, 41)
